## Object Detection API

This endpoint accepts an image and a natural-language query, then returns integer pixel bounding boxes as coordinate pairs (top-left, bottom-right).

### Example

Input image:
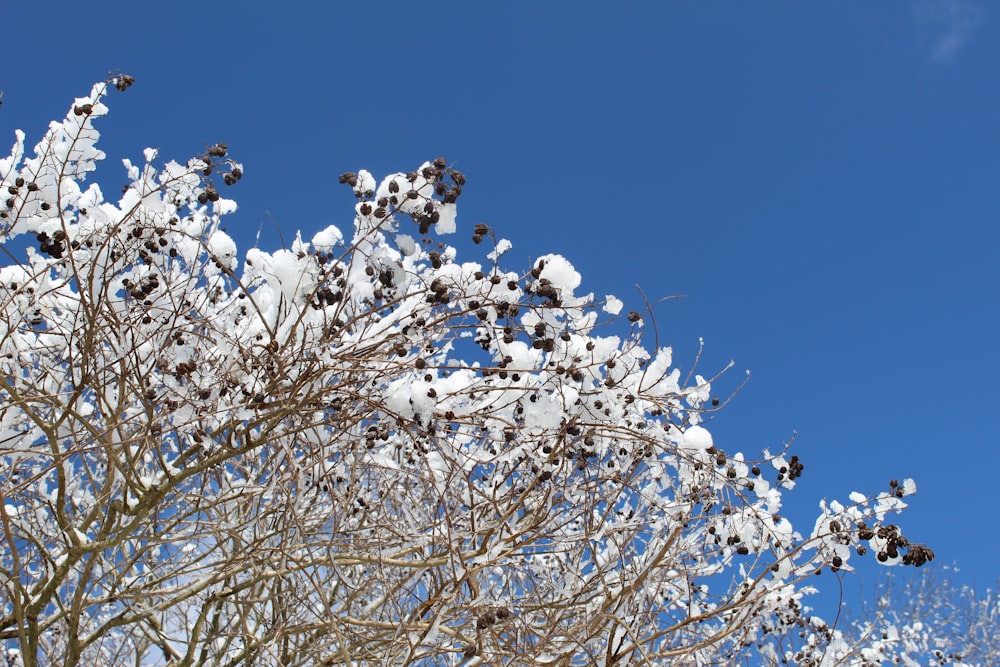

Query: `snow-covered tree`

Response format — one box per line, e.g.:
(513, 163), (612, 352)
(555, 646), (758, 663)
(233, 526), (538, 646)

(839, 567), (998, 667)
(0, 78), (935, 666)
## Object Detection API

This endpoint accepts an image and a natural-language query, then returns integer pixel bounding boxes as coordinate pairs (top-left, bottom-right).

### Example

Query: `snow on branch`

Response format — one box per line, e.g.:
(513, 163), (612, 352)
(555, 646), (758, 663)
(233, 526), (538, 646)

(0, 79), (933, 667)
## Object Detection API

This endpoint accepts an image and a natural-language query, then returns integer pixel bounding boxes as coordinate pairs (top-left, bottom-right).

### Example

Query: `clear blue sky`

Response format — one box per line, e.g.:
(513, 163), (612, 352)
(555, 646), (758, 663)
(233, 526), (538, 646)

(3, 0), (997, 615)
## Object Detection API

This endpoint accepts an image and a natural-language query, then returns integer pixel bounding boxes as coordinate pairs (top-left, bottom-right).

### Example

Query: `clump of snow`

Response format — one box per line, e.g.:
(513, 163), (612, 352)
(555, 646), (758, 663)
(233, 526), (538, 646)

(354, 169), (376, 197)
(271, 249), (317, 302)
(396, 234), (416, 256)
(604, 295), (623, 315)
(681, 424), (713, 451)
(436, 202), (457, 234)
(214, 198), (238, 216)
(487, 238), (512, 261)
(535, 254), (581, 297)
(312, 224), (344, 251)
(208, 231), (237, 269)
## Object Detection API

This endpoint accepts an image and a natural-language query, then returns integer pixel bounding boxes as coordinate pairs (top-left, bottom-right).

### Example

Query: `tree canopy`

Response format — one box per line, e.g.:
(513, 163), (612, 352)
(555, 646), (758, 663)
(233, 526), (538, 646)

(0, 77), (934, 666)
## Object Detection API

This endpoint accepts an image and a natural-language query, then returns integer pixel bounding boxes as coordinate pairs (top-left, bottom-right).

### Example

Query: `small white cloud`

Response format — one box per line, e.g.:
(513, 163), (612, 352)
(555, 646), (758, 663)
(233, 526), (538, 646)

(914, 0), (983, 63)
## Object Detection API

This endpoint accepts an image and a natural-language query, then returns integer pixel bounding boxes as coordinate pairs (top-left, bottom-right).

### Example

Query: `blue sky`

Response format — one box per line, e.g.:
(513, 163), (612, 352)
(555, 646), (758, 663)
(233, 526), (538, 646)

(2, 0), (997, 616)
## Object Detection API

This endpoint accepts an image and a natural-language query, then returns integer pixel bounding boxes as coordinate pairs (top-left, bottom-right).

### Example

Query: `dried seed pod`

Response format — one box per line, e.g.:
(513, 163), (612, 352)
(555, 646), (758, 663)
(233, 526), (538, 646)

(114, 74), (136, 91)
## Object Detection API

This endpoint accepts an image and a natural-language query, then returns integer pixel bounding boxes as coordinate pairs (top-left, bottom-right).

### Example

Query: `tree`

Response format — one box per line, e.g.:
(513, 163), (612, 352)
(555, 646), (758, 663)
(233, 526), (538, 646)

(838, 566), (999, 667)
(0, 77), (934, 666)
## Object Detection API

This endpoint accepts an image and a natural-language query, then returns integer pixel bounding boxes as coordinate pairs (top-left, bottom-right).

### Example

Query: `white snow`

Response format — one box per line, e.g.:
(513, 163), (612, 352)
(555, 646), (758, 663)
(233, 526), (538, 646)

(603, 294), (623, 315)
(535, 253), (582, 296)
(435, 202), (457, 234)
(681, 424), (713, 451)
(312, 224), (344, 251)
(487, 238), (512, 261)
(208, 231), (237, 268)
(354, 169), (376, 197)
(396, 234), (416, 256)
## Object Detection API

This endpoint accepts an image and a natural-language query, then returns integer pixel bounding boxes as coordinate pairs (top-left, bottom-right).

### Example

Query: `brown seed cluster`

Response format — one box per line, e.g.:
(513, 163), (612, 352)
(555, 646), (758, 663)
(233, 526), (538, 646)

(207, 142), (228, 158)
(776, 455), (803, 483)
(122, 275), (159, 301)
(36, 230), (67, 259)
(854, 521), (934, 567)
(195, 142), (242, 192)
(472, 222), (490, 244)
(426, 277), (451, 306)
(3, 177), (53, 220)
(340, 157), (466, 236)
(474, 605), (510, 630)
(114, 74), (135, 92)
(311, 286), (342, 309)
